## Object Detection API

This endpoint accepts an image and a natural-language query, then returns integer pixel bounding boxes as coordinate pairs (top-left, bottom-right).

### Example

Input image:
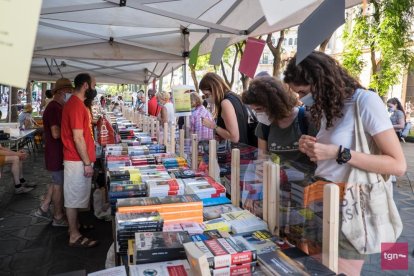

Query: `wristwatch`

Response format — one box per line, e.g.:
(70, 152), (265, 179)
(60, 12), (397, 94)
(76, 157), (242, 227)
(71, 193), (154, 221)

(336, 145), (351, 165)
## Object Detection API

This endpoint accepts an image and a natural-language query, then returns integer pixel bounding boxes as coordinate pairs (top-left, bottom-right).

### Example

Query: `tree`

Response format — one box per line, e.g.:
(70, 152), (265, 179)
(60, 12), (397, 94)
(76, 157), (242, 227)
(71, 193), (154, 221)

(234, 41), (250, 91)
(10, 87), (18, 122)
(189, 54), (211, 93)
(266, 30), (285, 77)
(220, 45), (240, 89)
(342, 0), (414, 96)
(319, 36), (332, 53)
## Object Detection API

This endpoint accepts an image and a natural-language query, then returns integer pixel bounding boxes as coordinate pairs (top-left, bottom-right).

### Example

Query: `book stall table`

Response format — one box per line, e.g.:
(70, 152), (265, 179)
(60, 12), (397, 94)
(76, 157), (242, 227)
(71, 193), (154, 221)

(95, 108), (340, 276)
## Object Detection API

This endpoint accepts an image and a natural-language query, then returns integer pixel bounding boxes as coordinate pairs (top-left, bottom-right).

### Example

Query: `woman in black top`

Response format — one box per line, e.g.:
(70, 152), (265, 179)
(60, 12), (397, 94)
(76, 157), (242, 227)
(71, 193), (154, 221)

(199, 73), (248, 144)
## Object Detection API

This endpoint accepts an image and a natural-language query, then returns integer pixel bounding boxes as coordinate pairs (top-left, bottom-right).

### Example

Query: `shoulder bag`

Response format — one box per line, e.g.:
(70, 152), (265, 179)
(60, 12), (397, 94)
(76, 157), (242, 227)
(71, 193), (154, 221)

(341, 92), (403, 254)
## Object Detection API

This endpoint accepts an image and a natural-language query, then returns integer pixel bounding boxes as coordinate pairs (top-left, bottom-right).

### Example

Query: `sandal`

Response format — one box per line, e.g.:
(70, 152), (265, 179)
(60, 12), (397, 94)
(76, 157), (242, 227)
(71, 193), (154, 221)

(69, 235), (99, 248)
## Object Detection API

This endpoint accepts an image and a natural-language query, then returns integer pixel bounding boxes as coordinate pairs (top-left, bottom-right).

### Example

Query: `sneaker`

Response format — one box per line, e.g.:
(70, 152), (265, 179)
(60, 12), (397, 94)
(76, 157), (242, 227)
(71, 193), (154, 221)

(52, 217), (69, 227)
(34, 207), (52, 220)
(15, 186), (34, 194)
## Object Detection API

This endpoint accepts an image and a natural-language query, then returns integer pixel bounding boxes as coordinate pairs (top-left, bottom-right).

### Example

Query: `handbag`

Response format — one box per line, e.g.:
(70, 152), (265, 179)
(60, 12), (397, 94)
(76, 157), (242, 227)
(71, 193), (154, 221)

(341, 92), (403, 254)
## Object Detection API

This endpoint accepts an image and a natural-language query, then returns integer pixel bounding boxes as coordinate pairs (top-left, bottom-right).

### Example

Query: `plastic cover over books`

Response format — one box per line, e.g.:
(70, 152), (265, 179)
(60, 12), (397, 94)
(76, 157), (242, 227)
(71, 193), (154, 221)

(134, 231), (191, 264)
(129, 260), (192, 276)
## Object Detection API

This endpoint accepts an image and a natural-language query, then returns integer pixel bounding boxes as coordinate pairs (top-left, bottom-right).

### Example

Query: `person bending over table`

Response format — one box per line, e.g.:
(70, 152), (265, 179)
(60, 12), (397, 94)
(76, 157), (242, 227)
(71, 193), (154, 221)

(0, 145), (35, 194)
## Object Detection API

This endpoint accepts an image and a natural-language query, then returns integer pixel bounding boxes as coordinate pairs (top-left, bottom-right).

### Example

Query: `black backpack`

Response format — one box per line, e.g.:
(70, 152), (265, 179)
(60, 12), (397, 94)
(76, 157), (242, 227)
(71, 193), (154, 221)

(261, 106), (308, 139)
(245, 106), (258, 147)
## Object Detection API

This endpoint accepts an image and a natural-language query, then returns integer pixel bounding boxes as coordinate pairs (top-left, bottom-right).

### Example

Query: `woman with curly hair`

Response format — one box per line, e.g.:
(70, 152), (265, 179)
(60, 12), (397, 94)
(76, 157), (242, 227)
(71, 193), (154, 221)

(284, 51), (406, 275)
(199, 72), (249, 144)
(387, 97), (406, 139)
(242, 76), (315, 168)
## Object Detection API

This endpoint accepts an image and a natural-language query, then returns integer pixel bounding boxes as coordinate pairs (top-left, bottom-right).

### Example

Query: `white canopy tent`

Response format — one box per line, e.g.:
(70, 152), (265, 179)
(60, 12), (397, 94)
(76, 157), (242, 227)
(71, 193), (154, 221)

(31, 0), (361, 84)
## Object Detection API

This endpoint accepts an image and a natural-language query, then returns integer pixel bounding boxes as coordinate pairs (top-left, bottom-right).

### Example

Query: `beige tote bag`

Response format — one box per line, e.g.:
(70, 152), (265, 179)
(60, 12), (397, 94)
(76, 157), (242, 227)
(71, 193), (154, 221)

(341, 92), (403, 254)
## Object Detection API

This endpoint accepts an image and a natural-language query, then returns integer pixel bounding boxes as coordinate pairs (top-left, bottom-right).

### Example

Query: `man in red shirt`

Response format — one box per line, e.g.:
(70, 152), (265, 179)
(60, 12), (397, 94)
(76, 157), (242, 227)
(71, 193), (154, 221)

(61, 73), (98, 248)
(35, 78), (73, 227)
(147, 89), (161, 116)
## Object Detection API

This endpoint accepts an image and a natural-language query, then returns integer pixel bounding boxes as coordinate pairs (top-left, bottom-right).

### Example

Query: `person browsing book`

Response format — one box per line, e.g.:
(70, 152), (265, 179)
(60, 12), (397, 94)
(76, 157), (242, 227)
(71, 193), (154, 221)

(283, 51), (406, 275)
(199, 72), (249, 145)
(242, 76), (316, 170)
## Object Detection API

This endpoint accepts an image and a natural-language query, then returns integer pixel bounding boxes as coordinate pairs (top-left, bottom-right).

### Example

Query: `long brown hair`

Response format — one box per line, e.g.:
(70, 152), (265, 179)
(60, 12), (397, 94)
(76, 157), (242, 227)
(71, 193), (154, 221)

(199, 72), (230, 116)
(284, 51), (364, 129)
(387, 97), (406, 122)
(242, 77), (297, 122)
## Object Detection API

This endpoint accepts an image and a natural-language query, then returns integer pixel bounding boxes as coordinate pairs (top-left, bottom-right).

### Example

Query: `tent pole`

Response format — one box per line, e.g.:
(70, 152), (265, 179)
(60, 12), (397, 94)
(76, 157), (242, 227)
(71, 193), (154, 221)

(183, 60), (187, 85)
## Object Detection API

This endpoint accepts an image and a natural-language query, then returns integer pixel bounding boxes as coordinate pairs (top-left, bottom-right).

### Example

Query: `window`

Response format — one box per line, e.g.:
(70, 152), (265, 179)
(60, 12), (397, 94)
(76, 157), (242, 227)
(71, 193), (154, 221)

(288, 38), (293, 46)
(262, 53), (269, 64)
(294, 38), (297, 45)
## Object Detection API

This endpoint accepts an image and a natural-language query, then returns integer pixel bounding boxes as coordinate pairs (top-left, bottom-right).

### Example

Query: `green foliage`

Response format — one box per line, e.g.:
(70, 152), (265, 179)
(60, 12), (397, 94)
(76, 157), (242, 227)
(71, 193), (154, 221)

(342, 0), (414, 96)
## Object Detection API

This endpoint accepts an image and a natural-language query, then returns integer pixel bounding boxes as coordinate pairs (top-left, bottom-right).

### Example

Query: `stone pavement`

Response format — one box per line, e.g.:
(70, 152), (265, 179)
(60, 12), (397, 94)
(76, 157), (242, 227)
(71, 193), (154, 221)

(0, 144), (413, 275)
(0, 150), (113, 276)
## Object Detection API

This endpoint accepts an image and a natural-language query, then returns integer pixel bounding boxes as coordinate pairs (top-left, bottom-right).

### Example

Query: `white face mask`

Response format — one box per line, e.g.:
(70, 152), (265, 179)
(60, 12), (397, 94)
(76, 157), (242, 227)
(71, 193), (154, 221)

(256, 112), (272, 126)
(64, 93), (72, 103)
(300, 93), (314, 106)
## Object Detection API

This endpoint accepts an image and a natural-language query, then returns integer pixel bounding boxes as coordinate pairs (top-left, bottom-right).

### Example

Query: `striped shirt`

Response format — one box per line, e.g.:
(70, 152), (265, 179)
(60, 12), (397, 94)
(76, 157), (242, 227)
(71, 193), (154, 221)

(190, 105), (214, 141)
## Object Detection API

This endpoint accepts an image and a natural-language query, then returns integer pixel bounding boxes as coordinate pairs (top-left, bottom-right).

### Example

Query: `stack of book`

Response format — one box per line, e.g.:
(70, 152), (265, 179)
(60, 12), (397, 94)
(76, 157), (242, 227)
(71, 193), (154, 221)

(190, 234), (258, 274)
(134, 231), (191, 264)
(181, 177), (226, 199)
(129, 260), (192, 276)
(116, 211), (163, 254)
(106, 155), (131, 170)
(162, 157), (188, 170)
(105, 143), (128, 156)
(163, 222), (204, 234)
(147, 179), (185, 197)
(221, 210), (268, 234)
(117, 195), (203, 223)
(128, 145), (150, 156)
(130, 155), (157, 166)
(203, 204), (242, 220)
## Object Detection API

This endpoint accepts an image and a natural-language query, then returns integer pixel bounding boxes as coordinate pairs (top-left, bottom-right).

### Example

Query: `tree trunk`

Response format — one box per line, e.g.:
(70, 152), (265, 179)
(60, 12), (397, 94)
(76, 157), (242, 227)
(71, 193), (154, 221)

(190, 65), (199, 93)
(11, 87), (18, 122)
(267, 30), (285, 77)
(319, 36), (331, 53)
(26, 81), (32, 104)
(240, 74), (250, 91)
(158, 76), (163, 92)
(39, 82), (47, 114)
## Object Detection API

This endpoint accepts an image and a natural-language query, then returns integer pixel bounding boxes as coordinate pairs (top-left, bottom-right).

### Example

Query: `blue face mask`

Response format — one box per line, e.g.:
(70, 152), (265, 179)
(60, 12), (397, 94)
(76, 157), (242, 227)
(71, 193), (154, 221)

(64, 93), (72, 103)
(388, 107), (395, 113)
(300, 93), (314, 107)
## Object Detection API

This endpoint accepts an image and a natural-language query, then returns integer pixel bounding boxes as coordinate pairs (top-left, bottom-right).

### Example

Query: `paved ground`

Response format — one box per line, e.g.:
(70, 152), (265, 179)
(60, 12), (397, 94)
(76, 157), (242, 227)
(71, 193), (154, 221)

(0, 143), (413, 275)
(0, 149), (113, 276)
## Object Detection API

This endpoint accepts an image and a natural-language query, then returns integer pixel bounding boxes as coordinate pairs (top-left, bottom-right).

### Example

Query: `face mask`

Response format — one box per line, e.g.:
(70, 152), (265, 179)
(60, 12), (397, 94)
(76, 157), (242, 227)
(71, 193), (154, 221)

(64, 93), (72, 103)
(388, 107), (395, 113)
(300, 93), (314, 106)
(256, 112), (272, 126)
(85, 82), (97, 100)
(206, 97), (213, 104)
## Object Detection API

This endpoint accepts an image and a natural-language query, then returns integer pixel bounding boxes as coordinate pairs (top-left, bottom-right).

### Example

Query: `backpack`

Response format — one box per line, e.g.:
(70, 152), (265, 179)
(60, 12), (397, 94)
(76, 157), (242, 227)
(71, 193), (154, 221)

(261, 106), (308, 139)
(400, 121), (412, 138)
(245, 106), (258, 147)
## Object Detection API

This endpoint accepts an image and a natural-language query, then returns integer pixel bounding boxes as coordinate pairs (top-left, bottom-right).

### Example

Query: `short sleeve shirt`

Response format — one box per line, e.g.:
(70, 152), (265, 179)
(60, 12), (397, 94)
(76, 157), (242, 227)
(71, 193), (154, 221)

(255, 109), (314, 169)
(61, 95), (96, 162)
(315, 89), (392, 182)
(43, 100), (63, 171)
(390, 110), (404, 128)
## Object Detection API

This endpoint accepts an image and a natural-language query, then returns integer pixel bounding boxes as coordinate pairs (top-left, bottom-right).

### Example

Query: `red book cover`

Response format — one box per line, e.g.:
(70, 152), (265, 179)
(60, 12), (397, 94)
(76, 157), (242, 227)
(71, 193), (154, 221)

(238, 37), (266, 78)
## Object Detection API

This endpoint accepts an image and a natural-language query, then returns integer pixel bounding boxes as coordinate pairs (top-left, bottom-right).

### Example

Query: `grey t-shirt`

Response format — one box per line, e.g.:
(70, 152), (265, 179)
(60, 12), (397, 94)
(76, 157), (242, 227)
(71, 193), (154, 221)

(256, 113), (315, 171)
(390, 110), (404, 129)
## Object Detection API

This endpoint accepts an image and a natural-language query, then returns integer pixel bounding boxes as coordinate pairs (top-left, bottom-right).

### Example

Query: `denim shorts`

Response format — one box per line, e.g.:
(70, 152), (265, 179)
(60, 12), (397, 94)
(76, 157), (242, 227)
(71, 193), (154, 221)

(50, 170), (64, 185)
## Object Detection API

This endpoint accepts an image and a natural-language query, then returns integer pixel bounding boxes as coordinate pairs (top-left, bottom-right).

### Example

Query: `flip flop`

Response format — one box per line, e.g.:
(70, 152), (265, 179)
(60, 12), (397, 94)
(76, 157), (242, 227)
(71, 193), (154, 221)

(69, 235), (99, 248)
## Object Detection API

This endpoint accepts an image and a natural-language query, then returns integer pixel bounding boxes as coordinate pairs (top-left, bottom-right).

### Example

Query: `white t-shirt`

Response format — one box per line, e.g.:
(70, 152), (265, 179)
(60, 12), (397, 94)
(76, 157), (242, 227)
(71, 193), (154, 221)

(315, 89), (392, 182)
(164, 102), (175, 124)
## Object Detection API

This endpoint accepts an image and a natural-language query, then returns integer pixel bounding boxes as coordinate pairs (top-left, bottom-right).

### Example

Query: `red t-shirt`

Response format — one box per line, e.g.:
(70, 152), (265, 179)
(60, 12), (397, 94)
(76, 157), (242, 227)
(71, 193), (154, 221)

(148, 96), (161, 116)
(61, 95), (96, 162)
(43, 100), (63, 171)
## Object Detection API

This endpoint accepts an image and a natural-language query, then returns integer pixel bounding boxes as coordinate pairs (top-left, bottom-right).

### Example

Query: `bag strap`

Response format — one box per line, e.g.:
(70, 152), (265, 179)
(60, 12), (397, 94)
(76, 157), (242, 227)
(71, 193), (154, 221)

(354, 92), (371, 154)
(298, 106), (308, 135)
